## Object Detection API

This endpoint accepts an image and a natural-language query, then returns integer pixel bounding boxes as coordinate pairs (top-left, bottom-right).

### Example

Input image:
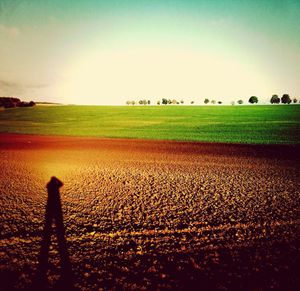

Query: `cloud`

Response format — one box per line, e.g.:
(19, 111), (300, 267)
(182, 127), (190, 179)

(0, 79), (49, 96)
(0, 80), (24, 95)
(0, 24), (20, 39)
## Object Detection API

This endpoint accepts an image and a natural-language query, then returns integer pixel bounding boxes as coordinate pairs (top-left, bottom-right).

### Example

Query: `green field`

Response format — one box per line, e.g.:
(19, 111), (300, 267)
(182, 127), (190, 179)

(1, 105), (300, 144)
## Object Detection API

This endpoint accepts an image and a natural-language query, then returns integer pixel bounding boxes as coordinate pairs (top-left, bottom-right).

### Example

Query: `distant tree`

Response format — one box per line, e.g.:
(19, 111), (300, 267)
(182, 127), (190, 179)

(162, 98), (168, 105)
(281, 94), (291, 104)
(172, 99), (177, 104)
(231, 101), (235, 106)
(138, 99), (147, 105)
(237, 100), (243, 105)
(270, 94), (280, 104)
(168, 99), (172, 104)
(176, 102), (180, 104)
(157, 100), (160, 105)
(126, 100), (136, 105)
(19, 101), (36, 107)
(191, 101), (194, 104)
(180, 99), (184, 104)
(147, 100), (151, 105)
(218, 101), (222, 104)
(211, 100), (216, 104)
(0, 97), (21, 108)
(249, 96), (258, 104)
(204, 98), (209, 104)
(293, 98), (297, 104)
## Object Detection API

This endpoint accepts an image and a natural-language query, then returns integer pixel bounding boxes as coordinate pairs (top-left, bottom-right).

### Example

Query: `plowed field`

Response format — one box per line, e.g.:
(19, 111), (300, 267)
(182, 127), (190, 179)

(0, 134), (299, 290)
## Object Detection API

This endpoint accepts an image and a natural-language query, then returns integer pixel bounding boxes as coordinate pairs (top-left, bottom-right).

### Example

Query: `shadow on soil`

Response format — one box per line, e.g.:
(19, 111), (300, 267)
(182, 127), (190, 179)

(1, 177), (299, 291)
(31, 177), (75, 291)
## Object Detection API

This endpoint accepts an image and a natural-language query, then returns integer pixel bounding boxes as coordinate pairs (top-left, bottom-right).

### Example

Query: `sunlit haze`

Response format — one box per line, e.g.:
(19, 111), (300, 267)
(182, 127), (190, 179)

(0, 0), (300, 105)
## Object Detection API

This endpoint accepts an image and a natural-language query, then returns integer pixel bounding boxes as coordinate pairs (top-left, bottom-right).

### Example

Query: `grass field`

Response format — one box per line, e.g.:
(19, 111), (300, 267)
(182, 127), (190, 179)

(1, 105), (299, 144)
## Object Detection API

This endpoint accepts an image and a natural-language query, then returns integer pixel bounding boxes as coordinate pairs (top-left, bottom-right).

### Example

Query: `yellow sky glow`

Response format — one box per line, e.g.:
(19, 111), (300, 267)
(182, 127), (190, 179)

(59, 47), (272, 105)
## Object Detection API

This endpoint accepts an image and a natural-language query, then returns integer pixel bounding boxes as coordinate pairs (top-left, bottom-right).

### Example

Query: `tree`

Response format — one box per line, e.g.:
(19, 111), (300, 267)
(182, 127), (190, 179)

(211, 100), (216, 104)
(237, 100), (243, 105)
(172, 99), (177, 104)
(281, 94), (291, 104)
(157, 100), (160, 105)
(231, 101), (235, 106)
(162, 98), (168, 105)
(138, 99), (148, 105)
(293, 98), (297, 104)
(204, 98), (209, 104)
(191, 101), (194, 104)
(180, 99), (184, 104)
(270, 94), (280, 104)
(218, 101), (222, 104)
(249, 96), (258, 104)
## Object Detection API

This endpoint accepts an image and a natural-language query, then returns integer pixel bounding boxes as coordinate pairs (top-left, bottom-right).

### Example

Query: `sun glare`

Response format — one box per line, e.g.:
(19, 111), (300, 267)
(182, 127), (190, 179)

(59, 47), (272, 105)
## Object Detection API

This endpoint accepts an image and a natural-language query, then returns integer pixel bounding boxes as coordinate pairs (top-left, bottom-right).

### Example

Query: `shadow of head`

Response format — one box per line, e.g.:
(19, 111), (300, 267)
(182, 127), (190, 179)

(47, 176), (63, 191)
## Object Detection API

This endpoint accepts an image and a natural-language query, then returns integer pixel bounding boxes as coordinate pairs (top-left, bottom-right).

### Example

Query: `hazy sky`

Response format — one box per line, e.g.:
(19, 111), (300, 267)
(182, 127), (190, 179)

(0, 0), (300, 105)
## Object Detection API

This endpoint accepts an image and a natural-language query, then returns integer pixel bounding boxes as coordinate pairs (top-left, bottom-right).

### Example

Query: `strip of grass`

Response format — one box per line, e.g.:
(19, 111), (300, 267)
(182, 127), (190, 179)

(0, 105), (299, 144)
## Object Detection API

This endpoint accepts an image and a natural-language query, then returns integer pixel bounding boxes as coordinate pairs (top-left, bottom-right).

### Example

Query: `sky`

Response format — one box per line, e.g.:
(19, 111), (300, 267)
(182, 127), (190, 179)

(0, 0), (300, 105)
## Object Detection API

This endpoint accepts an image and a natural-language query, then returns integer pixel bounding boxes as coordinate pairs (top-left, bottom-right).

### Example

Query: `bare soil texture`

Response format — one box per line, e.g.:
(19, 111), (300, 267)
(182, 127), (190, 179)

(0, 134), (300, 290)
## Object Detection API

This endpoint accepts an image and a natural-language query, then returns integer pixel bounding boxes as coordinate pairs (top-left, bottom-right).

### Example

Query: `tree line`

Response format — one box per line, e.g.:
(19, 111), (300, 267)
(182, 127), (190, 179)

(126, 94), (298, 106)
(0, 97), (36, 108)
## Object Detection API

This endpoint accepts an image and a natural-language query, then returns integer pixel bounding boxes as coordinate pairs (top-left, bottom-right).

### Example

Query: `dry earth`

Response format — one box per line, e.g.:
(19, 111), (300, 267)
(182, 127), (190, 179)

(0, 134), (299, 290)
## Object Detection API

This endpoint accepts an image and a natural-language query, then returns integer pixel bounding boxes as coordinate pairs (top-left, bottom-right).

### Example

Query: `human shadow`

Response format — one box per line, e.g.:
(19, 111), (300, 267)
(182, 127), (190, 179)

(34, 177), (74, 290)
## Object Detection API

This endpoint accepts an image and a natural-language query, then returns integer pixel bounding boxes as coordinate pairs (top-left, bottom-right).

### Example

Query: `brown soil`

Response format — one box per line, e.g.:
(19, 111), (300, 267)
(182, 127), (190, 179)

(0, 134), (299, 290)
